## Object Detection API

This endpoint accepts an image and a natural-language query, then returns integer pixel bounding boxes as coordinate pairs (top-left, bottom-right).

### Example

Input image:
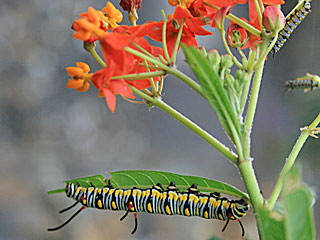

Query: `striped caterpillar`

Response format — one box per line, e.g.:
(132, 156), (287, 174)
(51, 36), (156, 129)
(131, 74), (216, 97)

(272, 0), (312, 54)
(284, 73), (320, 93)
(48, 181), (250, 236)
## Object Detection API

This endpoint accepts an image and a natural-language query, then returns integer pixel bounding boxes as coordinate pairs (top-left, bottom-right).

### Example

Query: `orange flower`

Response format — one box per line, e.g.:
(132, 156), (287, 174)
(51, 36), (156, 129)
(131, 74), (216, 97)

(100, 2), (123, 30)
(66, 62), (92, 92)
(72, 2), (123, 42)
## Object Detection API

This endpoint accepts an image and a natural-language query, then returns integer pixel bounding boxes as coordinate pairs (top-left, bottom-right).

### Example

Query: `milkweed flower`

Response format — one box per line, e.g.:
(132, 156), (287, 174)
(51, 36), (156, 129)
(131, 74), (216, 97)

(227, 23), (248, 49)
(66, 62), (93, 92)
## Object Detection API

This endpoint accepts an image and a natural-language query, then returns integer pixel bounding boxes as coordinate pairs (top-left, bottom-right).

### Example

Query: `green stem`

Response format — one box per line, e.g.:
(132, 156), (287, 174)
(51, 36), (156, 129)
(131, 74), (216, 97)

(268, 113), (320, 209)
(125, 47), (206, 99)
(220, 28), (243, 69)
(253, 0), (264, 34)
(142, 59), (157, 96)
(171, 19), (185, 64)
(240, 70), (254, 114)
(111, 71), (166, 80)
(130, 86), (238, 164)
(161, 10), (171, 64)
(254, 35), (279, 69)
(238, 160), (264, 208)
(244, 44), (267, 132)
(202, 2), (261, 37)
(87, 46), (106, 67)
(240, 44), (267, 238)
(132, 42), (158, 60)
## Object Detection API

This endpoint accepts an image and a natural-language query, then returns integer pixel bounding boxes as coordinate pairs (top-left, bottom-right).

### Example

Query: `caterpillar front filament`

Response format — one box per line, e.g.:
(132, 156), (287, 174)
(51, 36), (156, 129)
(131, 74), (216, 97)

(272, 0), (312, 54)
(48, 181), (250, 236)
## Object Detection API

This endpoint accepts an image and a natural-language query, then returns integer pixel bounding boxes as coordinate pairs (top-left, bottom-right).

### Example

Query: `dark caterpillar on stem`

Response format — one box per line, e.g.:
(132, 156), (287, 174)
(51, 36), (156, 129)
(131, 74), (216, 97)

(48, 181), (250, 236)
(272, 0), (312, 54)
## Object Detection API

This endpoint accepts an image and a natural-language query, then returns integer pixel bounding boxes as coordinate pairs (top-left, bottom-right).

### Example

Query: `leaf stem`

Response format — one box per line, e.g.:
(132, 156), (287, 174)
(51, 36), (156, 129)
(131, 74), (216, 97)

(130, 86), (238, 164)
(268, 113), (320, 209)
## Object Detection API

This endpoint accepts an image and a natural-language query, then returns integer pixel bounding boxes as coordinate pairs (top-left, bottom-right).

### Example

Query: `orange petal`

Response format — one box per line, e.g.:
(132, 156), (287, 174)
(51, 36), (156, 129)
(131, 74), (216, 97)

(76, 62), (90, 73)
(66, 67), (84, 77)
(66, 79), (85, 89)
(72, 31), (92, 41)
(77, 81), (90, 92)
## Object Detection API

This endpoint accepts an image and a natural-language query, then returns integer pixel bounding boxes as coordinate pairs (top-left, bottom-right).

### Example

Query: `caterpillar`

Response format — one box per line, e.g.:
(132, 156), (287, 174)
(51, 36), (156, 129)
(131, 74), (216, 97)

(48, 181), (250, 236)
(272, 0), (312, 54)
(284, 73), (320, 93)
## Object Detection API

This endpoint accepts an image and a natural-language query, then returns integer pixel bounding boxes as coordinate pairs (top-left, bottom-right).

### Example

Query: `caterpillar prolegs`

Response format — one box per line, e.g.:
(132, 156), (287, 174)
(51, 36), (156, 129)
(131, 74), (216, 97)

(48, 181), (249, 236)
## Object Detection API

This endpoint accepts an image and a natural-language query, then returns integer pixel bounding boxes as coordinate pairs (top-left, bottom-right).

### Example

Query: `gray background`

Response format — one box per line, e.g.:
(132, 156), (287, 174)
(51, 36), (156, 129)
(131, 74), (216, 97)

(0, 0), (319, 239)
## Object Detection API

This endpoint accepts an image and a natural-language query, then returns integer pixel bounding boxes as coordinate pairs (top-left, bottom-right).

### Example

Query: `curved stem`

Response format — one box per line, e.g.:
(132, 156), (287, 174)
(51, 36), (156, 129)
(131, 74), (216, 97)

(87, 46), (106, 67)
(171, 19), (185, 64)
(220, 29), (243, 69)
(268, 113), (320, 209)
(130, 86), (238, 164)
(161, 10), (171, 64)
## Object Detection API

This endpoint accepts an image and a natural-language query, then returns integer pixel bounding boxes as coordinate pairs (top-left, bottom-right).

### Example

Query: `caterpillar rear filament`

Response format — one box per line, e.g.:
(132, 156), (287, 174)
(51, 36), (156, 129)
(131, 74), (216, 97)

(48, 181), (250, 236)
(272, 0), (312, 54)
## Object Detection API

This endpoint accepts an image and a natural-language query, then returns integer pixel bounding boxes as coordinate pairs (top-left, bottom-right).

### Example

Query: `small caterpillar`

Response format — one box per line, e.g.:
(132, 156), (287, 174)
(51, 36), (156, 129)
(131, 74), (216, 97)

(272, 1), (312, 54)
(48, 181), (249, 236)
(284, 73), (320, 93)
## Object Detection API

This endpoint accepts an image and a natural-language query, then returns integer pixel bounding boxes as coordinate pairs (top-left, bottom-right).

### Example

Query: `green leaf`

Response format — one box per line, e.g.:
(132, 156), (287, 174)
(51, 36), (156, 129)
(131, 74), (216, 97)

(258, 165), (316, 239)
(64, 174), (105, 188)
(258, 208), (285, 240)
(109, 170), (249, 201)
(47, 174), (106, 195)
(48, 189), (65, 194)
(182, 45), (241, 144)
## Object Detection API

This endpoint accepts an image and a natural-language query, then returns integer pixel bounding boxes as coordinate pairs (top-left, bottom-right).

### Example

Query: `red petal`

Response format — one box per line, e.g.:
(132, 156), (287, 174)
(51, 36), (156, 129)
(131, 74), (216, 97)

(110, 79), (135, 98)
(102, 88), (116, 113)
(173, 6), (193, 19)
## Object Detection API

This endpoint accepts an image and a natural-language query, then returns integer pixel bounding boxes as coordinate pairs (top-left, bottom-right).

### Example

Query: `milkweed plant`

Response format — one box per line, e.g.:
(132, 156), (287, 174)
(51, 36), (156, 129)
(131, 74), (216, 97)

(59, 0), (319, 238)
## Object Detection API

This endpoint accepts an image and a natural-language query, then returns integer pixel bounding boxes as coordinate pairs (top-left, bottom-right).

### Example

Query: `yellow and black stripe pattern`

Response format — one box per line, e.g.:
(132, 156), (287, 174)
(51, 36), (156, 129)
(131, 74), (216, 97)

(272, 1), (311, 54)
(53, 181), (249, 235)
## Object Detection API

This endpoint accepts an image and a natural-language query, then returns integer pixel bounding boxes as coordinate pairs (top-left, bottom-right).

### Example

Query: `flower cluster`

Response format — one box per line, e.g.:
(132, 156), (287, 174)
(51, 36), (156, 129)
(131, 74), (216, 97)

(66, 0), (285, 112)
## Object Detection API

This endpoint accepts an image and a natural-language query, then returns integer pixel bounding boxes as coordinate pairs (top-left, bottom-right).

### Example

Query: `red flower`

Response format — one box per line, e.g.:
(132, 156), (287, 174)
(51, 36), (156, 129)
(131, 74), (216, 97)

(148, 6), (211, 57)
(227, 23), (248, 48)
(262, 6), (285, 32)
(92, 61), (135, 113)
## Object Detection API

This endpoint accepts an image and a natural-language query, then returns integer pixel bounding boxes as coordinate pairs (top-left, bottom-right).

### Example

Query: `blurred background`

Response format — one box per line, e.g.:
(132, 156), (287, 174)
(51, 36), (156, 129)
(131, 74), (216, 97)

(0, 0), (319, 239)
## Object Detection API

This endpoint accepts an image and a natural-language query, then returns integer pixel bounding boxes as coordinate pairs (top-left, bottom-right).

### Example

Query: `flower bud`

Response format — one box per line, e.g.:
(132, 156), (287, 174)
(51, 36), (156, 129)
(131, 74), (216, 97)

(226, 24), (248, 49)
(212, 6), (232, 31)
(119, 0), (142, 12)
(262, 6), (285, 32)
